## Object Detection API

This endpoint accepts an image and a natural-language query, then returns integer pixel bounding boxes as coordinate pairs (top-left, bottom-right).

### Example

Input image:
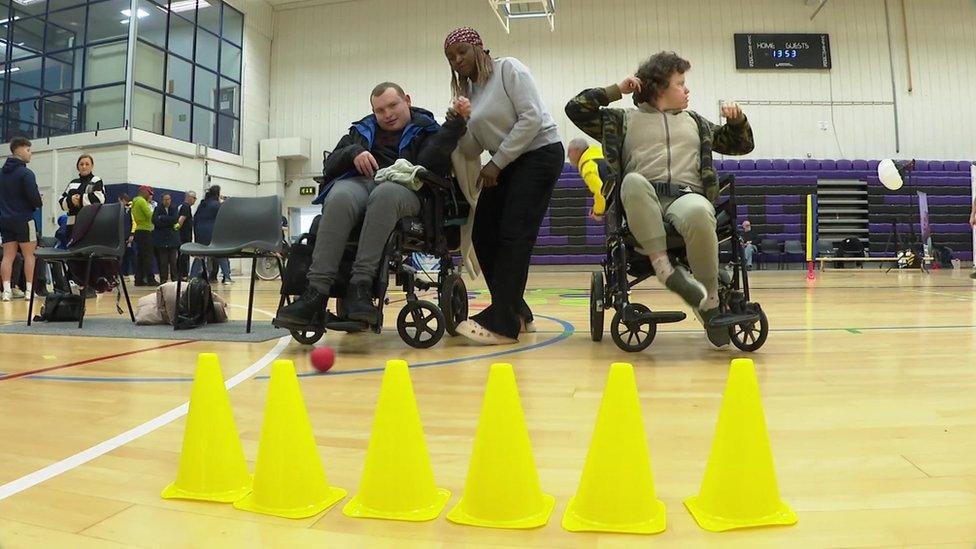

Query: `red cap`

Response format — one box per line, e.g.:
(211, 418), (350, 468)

(138, 185), (154, 197)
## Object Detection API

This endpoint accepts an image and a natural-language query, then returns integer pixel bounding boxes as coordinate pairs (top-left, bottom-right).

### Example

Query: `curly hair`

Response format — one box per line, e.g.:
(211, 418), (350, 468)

(633, 51), (691, 106)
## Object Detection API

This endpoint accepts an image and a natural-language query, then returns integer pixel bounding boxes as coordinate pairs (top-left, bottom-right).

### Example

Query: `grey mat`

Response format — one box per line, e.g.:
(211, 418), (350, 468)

(0, 317), (285, 342)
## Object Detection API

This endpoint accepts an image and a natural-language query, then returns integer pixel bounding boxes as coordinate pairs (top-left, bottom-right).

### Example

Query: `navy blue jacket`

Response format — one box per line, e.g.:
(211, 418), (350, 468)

(152, 204), (182, 248)
(0, 157), (42, 226)
(314, 107), (466, 205)
(193, 198), (220, 245)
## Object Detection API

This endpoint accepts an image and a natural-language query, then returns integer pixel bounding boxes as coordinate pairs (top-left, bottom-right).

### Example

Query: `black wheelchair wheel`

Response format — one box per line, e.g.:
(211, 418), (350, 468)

(290, 329), (324, 345)
(610, 303), (657, 352)
(590, 271), (605, 342)
(397, 300), (445, 349)
(729, 307), (769, 352)
(439, 273), (468, 336)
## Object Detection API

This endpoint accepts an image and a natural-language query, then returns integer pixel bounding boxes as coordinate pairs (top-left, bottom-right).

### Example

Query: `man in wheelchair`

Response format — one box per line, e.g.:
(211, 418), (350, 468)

(274, 82), (466, 330)
(567, 51), (755, 349)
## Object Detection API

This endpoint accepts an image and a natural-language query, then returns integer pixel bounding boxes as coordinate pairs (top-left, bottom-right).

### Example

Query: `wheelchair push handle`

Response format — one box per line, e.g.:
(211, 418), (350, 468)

(415, 168), (454, 191)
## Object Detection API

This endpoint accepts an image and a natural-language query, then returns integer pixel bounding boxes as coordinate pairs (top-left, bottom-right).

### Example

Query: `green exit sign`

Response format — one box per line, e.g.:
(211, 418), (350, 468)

(299, 186), (317, 196)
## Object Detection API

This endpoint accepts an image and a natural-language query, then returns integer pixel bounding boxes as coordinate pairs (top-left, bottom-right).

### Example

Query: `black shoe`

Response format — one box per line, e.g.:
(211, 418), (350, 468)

(344, 282), (379, 324)
(81, 287), (97, 299)
(34, 286), (49, 297)
(274, 288), (328, 329)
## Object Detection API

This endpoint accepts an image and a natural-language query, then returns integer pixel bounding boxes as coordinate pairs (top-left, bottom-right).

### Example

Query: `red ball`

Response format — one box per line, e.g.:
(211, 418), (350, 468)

(310, 346), (335, 373)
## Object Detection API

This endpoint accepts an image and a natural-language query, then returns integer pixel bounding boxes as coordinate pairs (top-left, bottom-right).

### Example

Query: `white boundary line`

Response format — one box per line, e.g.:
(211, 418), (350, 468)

(0, 335), (292, 502)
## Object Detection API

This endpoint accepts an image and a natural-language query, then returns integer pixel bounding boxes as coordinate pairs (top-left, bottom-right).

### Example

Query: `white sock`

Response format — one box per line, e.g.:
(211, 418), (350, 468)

(652, 256), (675, 284)
(25, 282), (32, 294)
(701, 291), (719, 311)
(2, 281), (10, 293)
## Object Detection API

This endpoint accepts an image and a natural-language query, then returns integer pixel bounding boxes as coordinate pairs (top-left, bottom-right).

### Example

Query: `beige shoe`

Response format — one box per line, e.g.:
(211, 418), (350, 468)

(520, 317), (536, 333)
(456, 320), (518, 346)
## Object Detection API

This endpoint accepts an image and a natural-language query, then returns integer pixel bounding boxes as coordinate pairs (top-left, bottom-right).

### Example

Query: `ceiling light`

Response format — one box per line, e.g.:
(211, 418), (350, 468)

(0, 16), (22, 25)
(169, 0), (210, 13)
(120, 8), (149, 18)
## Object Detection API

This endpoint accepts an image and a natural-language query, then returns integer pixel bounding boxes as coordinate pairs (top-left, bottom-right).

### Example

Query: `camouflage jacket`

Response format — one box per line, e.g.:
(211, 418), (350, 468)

(565, 84), (754, 203)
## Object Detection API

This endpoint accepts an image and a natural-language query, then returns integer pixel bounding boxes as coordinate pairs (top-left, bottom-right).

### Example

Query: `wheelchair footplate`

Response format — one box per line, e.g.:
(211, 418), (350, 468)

(323, 311), (367, 333)
(622, 304), (686, 325)
(705, 311), (760, 329)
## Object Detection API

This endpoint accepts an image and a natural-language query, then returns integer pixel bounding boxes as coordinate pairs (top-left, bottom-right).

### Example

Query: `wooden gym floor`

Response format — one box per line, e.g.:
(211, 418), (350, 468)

(1, 268), (975, 548)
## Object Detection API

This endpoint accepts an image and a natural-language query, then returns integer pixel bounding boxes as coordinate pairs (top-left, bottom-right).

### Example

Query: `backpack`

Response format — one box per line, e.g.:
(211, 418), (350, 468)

(174, 275), (214, 330)
(34, 292), (85, 322)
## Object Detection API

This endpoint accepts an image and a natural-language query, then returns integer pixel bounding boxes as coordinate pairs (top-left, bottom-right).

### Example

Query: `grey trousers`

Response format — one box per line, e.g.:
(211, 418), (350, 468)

(620, 172), (719, 297)
(307, 176), (421, 294)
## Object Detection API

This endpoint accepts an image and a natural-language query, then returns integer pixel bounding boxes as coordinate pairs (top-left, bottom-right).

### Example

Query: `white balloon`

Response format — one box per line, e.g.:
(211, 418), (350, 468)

(878, 159), (903, 191)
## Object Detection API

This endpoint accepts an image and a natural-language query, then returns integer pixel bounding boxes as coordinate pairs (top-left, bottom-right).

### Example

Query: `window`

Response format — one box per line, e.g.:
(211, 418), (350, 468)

(166, 54), (192, 99)
(132, 86), (163, 132)
(167, 14), (194, 59)
(134, 41), (165, 90)
(87, 0), (132, 43)
(195, 27), (218, 71)
(219, 41), (240, 81)
(136, 0), (168, 49)
(12, 18), (46, 59)
(197, 1), (221, 35)
(85, 42), (127, 86)
(84, 85), (125, 130)
(46, 8), (88, 53)
(193, 67), (217, 108)
(192, 106), (213, 146)
(165, 96), (191, 141)
(0, 0), (243, 151)
(222, 5), (242, 45)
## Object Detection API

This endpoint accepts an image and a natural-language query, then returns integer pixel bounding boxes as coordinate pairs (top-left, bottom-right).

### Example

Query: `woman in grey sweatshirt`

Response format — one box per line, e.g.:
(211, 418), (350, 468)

(444, 26), (564, 345)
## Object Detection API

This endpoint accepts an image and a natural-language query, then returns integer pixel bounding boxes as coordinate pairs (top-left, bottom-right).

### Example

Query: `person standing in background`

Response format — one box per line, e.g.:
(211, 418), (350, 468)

(176, 191), (196, 281)
(58, 154), (104, 239)
(131, 185), (158, 286)
(0, 137), (42, 301)
(152, 193), (181, 283)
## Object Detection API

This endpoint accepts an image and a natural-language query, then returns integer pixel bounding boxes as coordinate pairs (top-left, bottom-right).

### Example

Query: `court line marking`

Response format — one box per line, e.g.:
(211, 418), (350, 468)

(5, 315), (576, 383)
(0, 340), (195, 382)
(0, 335), (292, 503)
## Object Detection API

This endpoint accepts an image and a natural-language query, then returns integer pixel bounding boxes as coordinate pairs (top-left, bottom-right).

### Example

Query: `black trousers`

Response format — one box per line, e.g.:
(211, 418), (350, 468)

(177, 236), (191, 279)
(155, 247), (178, 282)
(471, 142), (564, 339)
(134, 230), (155, 283)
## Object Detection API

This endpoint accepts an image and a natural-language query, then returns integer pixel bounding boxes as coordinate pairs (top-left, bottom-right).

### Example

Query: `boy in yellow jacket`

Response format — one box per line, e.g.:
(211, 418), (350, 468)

(567, 138), (608, 220)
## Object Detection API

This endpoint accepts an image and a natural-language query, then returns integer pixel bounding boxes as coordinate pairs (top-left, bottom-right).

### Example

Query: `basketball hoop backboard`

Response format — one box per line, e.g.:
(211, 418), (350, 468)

(489, 0), (555, 33)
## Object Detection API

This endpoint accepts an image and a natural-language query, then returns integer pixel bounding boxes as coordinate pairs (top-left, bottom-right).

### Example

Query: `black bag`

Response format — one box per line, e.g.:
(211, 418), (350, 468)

(174, 275), (214, 330)
(34, 292), (85, 322)
(280, 220), (318, 297)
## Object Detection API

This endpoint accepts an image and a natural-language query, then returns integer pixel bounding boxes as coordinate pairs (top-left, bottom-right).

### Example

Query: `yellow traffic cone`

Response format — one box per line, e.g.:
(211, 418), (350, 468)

(161, 353), (251, 503)
(684, 358), (797, 532)
(342, 359), (450, 521)
(446, 363), (554, 529)
(233, 359), (346, 519)
(562, 363), (666, 534)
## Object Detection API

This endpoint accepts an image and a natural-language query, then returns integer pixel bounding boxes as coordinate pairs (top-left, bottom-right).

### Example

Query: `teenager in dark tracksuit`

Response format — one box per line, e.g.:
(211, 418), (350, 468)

(274, 82), (465, 330)
(444, 27), (564, 345)
(0, 137), (42, 301)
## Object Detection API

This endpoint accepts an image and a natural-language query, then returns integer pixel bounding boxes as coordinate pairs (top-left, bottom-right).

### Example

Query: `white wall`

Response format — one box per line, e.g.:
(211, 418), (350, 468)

(269, 0), (976, 167)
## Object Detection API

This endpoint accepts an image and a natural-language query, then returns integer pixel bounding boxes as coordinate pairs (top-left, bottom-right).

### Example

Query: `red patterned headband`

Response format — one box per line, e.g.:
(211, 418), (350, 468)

(444, 27), (484, 50)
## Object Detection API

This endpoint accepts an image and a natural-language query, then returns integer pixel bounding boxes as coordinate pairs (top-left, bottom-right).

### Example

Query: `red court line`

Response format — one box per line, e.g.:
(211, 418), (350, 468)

(0, 340), (195, 382)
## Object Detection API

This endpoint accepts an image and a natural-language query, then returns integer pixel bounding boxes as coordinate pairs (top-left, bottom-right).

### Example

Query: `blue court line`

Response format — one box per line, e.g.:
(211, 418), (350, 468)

(7, 315), (576, 384)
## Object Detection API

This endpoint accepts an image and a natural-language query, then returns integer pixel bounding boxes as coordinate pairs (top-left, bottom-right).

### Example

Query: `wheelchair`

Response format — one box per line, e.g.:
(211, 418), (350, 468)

(273, 169), (471, 349)
(590, 175), (769, 353)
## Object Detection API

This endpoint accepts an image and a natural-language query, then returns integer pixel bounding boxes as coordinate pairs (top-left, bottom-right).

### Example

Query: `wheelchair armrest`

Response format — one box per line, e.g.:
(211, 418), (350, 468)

(416, 168), (454, 191)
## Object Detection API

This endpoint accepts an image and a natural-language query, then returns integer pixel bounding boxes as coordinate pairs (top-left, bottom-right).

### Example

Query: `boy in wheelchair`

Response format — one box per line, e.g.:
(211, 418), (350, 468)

(567, 51), (756, 349)
(274, 82), (466, 334)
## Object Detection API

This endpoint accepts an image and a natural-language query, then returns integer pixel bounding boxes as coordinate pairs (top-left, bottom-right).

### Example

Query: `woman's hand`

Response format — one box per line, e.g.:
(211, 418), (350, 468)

(453, 96), (472, 119)
(618, 76), (642, 95)
(477, 161), (500, 189)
